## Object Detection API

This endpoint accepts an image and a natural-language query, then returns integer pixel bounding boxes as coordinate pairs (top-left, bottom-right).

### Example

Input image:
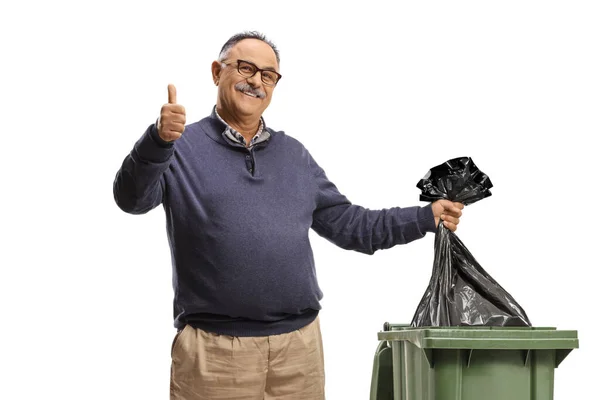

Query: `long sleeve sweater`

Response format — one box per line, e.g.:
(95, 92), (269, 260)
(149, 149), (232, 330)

(113, 111), (437, 336)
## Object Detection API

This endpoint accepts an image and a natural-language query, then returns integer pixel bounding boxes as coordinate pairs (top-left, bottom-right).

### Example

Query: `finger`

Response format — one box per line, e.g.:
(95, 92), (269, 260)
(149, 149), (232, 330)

(166, 130), (183, 139)
(165, 118), (186, 125)
(440, 206), (461, 217)
(441, 214), (460, 225)
(453, 202), (465, 210)
(161, 113), (186, 124)
(444, 204), (463, 217)
(168, 84), (177, 104)
(164, 123), (185, 133)
(443, 220), (458, 232)
(447, 209), (463, 218)
(166, 104), (185, 115)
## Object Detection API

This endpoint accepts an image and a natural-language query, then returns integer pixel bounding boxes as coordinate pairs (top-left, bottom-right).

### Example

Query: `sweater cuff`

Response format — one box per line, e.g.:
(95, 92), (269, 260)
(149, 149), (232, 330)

(150, 121), (175, 148)
(418, 204), (437, 234)
(134, 123), (175, 163)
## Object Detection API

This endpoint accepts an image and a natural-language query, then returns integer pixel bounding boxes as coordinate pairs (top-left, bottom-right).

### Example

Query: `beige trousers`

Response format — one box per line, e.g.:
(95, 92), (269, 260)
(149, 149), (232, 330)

(170, 317), (325, 400)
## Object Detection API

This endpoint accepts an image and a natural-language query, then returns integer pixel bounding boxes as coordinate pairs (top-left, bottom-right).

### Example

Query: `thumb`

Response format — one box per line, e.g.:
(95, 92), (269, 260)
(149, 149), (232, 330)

(168, 84), (177, 104)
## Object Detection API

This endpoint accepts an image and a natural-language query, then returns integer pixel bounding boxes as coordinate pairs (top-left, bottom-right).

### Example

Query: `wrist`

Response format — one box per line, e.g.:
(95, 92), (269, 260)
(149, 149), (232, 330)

(151, 119), (174, 147)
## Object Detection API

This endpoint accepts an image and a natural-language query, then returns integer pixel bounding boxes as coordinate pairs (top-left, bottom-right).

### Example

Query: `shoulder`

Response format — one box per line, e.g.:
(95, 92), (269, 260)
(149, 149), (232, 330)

(178, 116), (225, 146)
(266, 127), (310, 155)
(265, 127), (322, 173)
(188, 116), (218, 134)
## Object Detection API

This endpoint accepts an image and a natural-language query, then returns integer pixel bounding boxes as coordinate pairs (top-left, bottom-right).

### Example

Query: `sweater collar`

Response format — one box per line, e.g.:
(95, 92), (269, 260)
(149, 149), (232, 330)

(206, 106), (270, 148)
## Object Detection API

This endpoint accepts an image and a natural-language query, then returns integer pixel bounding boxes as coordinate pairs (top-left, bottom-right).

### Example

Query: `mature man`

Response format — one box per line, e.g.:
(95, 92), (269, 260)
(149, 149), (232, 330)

(113, 31), (463, 400)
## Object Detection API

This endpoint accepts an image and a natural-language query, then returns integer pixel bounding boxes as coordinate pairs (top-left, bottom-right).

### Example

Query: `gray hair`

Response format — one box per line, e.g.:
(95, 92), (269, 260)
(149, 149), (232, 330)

(218, 31), (280, 65)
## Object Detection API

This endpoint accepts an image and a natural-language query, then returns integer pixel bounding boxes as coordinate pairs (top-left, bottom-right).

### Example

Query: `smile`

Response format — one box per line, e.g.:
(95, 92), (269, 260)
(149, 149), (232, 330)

(242, 90), (259, 98)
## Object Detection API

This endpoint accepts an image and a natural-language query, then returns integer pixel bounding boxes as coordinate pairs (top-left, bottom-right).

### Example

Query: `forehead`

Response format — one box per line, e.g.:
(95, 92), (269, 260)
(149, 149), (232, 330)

(228, 39), (278, 70)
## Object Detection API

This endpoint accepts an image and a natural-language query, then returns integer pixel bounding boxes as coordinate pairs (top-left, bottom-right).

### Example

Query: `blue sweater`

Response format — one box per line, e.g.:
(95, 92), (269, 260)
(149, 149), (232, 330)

(113, 112), (436, 336)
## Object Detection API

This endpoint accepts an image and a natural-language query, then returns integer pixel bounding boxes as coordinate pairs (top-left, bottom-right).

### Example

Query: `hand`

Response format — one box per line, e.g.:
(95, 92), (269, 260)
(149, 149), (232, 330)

(157, 84), (186, 142)
(431, 200), (464, 232)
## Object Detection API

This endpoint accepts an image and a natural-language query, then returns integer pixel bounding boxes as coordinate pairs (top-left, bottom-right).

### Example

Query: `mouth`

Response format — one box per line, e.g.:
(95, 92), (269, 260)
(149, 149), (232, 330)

(241, 90), (260, 98)
(234, 82), (265, 99)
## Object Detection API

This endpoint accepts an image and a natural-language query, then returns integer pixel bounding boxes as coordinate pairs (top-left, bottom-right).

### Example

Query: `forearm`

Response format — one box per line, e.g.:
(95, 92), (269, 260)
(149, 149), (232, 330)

(312, 203), (436, 254)
(113, 124), (174, 214)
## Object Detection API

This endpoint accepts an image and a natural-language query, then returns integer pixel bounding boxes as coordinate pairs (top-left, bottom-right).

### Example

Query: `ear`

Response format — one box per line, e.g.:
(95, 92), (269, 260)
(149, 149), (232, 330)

(211, 61), (222, 85)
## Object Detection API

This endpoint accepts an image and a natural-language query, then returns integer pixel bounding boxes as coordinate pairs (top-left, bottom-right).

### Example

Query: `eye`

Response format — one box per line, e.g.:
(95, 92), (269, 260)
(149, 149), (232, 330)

(263, 72), (277, 84)
(239, 64), (255, 74)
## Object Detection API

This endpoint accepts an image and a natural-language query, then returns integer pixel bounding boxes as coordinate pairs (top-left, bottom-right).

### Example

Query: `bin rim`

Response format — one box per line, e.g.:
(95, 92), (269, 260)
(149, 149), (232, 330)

(377, 324), (579, 351)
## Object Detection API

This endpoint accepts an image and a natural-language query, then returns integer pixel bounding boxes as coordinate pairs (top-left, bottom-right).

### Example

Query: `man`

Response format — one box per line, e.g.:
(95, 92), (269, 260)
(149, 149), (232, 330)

(113, 31), (463, 400)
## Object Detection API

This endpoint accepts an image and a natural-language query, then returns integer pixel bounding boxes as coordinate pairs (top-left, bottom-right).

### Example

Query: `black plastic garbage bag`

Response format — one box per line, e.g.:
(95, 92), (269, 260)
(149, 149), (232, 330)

(411, 157), (531, 327)
(417, 156), (493, 205)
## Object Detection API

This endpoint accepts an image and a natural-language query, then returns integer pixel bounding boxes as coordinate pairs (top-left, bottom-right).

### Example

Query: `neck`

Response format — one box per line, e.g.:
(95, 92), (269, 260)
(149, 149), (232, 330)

(217, 106), (260, 142)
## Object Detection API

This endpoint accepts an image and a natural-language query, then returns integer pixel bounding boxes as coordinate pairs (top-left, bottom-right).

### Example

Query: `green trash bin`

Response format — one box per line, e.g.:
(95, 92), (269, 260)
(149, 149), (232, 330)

(370, 323), (578, 400)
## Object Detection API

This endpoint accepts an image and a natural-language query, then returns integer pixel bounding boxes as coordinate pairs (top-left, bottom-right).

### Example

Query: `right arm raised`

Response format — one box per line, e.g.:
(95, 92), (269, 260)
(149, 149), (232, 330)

(113, 84), (186, 214)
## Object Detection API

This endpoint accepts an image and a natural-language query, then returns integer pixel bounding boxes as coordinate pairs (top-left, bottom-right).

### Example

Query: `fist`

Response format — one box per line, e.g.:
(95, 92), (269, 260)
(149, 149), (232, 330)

(431, 200), (464, 232)
(157, 84), (186, 142)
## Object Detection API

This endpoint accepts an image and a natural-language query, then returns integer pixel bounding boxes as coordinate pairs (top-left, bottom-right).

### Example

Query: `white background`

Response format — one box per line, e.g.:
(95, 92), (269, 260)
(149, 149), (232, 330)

(2, 1), (599, 399)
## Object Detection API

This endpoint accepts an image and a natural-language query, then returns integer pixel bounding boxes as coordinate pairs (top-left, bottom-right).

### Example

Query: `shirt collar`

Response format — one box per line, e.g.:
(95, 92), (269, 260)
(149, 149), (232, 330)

(213, 107), (270, 148)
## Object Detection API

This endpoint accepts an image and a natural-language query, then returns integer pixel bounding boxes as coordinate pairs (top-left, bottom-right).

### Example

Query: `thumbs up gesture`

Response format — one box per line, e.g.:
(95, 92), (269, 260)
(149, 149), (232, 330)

(157, 84), (186, 142)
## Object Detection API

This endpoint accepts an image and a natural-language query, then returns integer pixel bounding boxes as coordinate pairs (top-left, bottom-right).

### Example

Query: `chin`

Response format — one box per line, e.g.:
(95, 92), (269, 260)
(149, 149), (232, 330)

(235, 99), (265, 116)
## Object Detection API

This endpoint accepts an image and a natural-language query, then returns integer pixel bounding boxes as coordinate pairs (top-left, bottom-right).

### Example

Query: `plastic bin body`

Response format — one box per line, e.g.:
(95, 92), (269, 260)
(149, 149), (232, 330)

(371, 325), (578, 400)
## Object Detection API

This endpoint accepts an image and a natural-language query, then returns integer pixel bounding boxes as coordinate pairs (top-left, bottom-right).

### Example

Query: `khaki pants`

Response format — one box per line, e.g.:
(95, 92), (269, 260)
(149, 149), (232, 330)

(170, 317), (325, 400)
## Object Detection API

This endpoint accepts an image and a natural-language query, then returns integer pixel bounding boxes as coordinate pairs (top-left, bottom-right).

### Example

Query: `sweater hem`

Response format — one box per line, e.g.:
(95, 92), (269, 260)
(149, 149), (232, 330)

(182, 309), (320, 337)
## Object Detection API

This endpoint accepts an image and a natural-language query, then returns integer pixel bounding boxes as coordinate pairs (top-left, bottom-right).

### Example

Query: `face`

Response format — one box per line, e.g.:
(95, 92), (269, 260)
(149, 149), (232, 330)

(212, 39), (279, 122)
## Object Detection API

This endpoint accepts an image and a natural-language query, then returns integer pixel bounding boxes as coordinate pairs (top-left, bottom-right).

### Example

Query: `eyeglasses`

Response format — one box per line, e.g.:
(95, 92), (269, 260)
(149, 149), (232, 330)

(221, 59), (282, 86)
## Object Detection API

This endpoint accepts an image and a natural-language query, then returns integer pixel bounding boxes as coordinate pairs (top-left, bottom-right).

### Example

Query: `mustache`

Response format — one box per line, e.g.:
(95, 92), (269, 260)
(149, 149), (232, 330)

(235, 82), (266, 99)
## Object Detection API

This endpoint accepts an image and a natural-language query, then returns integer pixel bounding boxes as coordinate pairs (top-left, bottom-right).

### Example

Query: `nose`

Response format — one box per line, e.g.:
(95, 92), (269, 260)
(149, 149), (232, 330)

(246, 71), (263, 88)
